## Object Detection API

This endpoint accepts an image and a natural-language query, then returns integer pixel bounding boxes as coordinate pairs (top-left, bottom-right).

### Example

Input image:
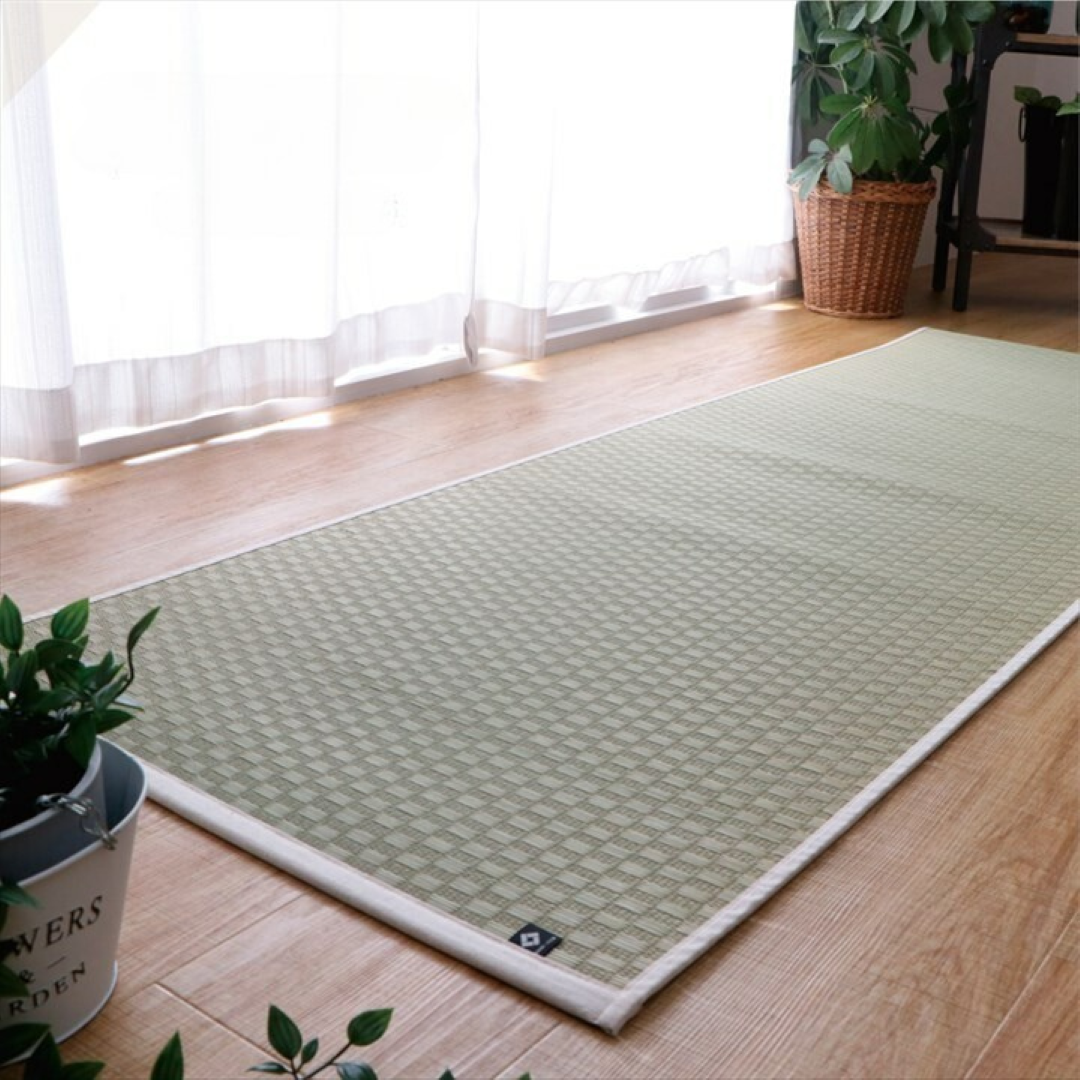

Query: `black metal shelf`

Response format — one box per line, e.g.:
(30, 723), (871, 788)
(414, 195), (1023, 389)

(932, 24), (1079, 311)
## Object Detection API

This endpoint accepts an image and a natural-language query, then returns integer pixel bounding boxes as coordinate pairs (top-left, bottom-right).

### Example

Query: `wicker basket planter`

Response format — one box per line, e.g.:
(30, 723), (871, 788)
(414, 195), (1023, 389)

(791, 179), (936, 319)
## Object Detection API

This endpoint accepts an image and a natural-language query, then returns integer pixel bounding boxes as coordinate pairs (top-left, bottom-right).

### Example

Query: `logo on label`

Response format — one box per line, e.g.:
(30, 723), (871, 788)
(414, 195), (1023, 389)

(510, 923), (562, 956)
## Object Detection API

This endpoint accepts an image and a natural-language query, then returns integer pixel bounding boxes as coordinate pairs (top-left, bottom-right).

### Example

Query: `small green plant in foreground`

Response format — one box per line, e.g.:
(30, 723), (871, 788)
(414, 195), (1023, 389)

(4, 998), (532, 1080)
(1, 887), (529, 1080)
(1, 817), (528, 1080)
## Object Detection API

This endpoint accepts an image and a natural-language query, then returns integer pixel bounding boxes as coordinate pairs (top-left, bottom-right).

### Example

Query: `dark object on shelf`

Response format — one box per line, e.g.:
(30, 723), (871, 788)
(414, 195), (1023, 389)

(1020, 104), (1064, 235)
(1000, 2), (1054, 33)
(933, 19), (1079, 311)
(1054, 115), (1078, 239)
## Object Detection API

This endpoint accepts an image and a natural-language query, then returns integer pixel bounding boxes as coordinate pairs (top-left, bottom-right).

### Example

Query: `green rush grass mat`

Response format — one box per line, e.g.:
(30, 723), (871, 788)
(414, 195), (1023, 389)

(50, 329), (1080, 1031)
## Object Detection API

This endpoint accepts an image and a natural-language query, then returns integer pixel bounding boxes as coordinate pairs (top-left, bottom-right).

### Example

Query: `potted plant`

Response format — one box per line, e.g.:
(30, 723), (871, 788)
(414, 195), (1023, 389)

(788, 0), (996, 317)
(0, 594), (158, 1049)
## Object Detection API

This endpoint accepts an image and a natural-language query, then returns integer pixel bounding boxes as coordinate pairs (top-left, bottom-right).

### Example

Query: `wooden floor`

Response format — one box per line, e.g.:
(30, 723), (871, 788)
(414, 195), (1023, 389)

(1, 255), (1077, 1079)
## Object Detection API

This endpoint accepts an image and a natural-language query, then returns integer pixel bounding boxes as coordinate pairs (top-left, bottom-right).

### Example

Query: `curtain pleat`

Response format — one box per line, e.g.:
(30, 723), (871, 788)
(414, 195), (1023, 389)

(1, 0), (795, 464)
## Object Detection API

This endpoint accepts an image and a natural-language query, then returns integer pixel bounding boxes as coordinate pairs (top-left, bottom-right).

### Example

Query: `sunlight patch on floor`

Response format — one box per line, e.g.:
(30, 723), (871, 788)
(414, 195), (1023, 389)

(487, 364), (547, 383)
(124, 444), (200, 466)
(208, 411), (333, 445)
(0, 476), (72, 507)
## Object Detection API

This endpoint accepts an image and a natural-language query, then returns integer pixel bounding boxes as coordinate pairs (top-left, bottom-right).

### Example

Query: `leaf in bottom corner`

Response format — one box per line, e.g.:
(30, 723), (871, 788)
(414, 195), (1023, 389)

(336, 1063), (377, 1080)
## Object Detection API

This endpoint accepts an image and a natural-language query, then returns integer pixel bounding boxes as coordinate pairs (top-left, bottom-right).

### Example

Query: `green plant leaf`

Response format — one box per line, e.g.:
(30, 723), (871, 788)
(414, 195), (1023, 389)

(150, 1032), (184, 1080)
(126, 606), (160, 657)
(927, 20), (951, 63)
(790, 155), (824, 182)
(266, 1005), (303, 1061)
(1058, 98), (1080, 116)
(437, 1072), (455, 1080)
(346, 1008), (393, 1047)
(827, 106), (863, 151)
(881, 41), (916, 71)
(944, 5), (973, 56)
(50, 599), (89, 643)
(7, 649), (39, 695)
(247, 1066), (288, 1075)
(829, 39), (865, 67)
(300, 1038), (319, 1066)
(920, 0), (947, 26)
(62, 714), (97, 770)
(789, 156), (826, 199)
(94, 707), (137, 734)
(0, 1023), (49, 1066)
(820, 92), (862, 115)
(839, 2), (868, 31)
(1014, 86), (1043, 105)
(963, 1), (996, 24)
(817, 29), (862, 44)
(800, 161), (826, 200)
(795, 65), (840, 124)
(898, 5), (926, 43)
(851, 47), (875, 90)
(336, 1064), (378, 1080)
(0, 962), (30, 998)
(872, 50), (897, 98)
(890, 0), (916, 33)
(0, 595), (24, 652)
(33, 643), (83, 681)
(848, 121), (875, 173)
(867, 0), (893, 22)
(808, 137), (831, 154)
(826, 155), (854, 192)
(0, 882), (40, 909)
(59, 1062), (106, 1080)
(88, 653), (121, 692)
(794, 3), (815, 53)
(875, 120), (902, 172)
(23, 1030), (63, 1080)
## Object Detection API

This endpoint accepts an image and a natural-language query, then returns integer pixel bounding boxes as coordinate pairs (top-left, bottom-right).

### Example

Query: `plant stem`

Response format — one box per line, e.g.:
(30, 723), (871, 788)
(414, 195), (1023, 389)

(299, 1042), (352, 1080)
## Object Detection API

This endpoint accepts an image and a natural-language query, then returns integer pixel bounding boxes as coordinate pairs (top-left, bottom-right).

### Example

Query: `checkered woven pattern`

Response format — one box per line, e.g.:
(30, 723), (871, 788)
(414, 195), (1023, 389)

(66, 330), (1078, 988)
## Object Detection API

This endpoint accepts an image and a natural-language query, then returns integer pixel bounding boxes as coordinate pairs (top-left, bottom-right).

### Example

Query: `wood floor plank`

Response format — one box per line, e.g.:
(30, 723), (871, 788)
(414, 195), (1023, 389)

(967, 916), (1080, 1080)
(160, 893), (559, 1080)
(48, 984), (264, 1080)
(0, 255), (1076, 1079)
(113, 803), (305, 994)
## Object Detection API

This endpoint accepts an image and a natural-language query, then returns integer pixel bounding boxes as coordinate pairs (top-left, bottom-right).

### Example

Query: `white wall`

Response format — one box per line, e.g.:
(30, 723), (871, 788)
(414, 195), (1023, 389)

(911, 0), (1079, 265)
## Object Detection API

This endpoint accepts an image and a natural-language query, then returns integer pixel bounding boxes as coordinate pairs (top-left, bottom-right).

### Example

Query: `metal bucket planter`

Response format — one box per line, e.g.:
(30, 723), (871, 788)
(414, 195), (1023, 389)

(0, 741), (146, 1046)
(0, 745), (107, 884)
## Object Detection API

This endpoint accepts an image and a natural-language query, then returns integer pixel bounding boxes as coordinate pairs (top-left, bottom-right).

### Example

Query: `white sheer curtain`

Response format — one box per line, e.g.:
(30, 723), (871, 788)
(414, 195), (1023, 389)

(1, 0), (795, 465)
(542, 1), (796, 312)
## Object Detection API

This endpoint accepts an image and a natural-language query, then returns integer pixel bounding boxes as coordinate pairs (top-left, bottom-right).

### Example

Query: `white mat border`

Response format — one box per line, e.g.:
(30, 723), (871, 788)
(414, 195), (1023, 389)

(144, 763), (619, 1023)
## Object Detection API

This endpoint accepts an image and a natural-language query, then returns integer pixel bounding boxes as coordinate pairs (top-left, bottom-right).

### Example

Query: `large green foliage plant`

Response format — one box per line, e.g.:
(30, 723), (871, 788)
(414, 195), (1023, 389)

(790, 0), (996, 198)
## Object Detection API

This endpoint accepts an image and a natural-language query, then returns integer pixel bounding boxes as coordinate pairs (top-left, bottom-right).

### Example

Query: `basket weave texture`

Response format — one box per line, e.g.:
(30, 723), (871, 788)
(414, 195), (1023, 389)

(791, 179), (936, 319)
